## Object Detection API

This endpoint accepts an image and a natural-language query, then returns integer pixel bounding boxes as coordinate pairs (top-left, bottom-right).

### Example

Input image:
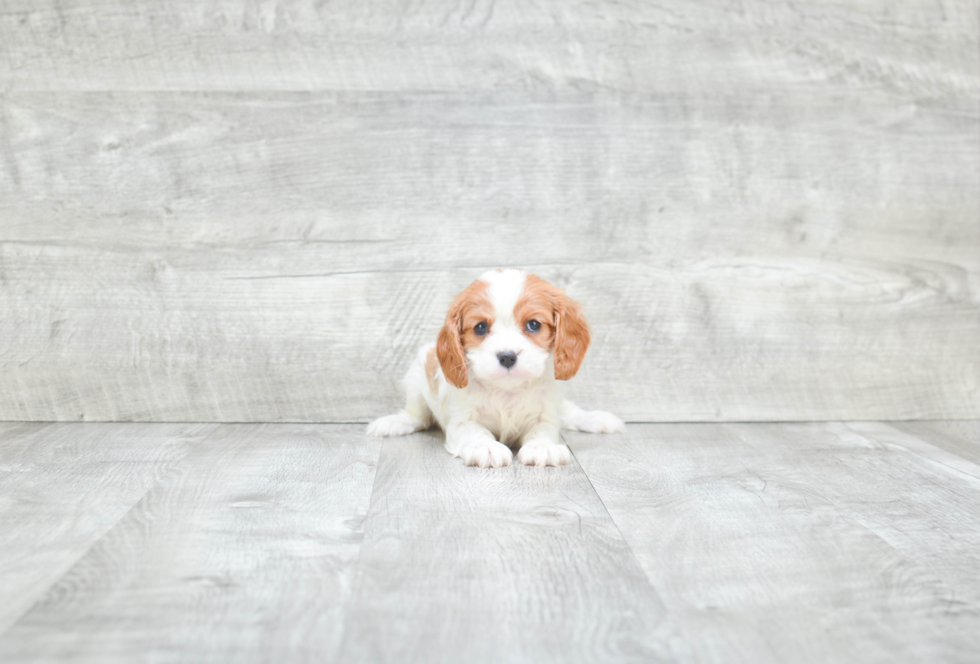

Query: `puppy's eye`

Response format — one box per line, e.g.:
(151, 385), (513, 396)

(474, 322), (489, 336)
(525, 320), (541, 333)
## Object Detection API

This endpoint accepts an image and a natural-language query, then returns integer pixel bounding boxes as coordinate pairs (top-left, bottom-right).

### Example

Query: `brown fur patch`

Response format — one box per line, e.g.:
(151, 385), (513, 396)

(514, 274), (561, 351)
(553, 294), (590, 380)
(517, 273), (591, 380)
(424, 346), (440, 393)
(436, 279), (493, 388)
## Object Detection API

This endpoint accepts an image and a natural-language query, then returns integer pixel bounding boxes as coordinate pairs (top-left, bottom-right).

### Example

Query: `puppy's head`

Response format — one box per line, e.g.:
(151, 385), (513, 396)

(436, 269), (590, 388)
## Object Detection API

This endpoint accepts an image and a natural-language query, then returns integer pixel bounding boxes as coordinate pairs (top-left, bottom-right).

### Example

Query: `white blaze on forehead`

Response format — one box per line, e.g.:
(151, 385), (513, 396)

(478, 269), (527, 326)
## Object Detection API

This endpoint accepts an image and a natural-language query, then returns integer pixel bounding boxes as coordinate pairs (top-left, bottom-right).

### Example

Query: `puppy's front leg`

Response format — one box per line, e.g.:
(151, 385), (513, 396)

(446, 421), (513, 468)
(517, 422), (571, 467)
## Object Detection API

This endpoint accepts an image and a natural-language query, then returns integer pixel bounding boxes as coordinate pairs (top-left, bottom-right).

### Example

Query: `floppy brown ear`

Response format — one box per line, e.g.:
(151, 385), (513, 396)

(437, 300), (468, 388)
(553, 293), (590, 380)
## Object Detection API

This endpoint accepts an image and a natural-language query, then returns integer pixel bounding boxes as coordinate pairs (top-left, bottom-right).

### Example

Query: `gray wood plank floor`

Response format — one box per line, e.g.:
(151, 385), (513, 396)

(0, 423), (217, 635)
(1, 422), (978, 662)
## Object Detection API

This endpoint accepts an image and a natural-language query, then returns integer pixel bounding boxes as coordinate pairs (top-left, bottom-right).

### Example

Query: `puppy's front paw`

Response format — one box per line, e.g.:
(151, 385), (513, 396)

(366, 412), (423, 437)
(459, 441), (513, 468)
(574, 410), (626, 434)
(518, 442), (571, 467)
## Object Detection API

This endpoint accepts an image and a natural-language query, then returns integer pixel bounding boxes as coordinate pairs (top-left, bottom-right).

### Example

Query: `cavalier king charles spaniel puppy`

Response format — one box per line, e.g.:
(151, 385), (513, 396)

(367, 268), (624, 468)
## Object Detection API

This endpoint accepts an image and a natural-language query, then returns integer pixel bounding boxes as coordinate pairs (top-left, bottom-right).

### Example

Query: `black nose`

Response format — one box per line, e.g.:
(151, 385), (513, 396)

(497, 351), (518, 369)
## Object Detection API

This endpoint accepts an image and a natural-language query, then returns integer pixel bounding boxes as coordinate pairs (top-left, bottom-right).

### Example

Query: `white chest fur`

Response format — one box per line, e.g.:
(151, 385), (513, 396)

(460, 376), (562, 445)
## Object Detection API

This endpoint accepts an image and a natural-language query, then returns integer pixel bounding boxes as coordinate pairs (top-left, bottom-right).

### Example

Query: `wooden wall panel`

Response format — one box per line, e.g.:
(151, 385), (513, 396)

(0, 1), (977, 422)
(1, 1), (976, 94)
(1, 242), (976, 422)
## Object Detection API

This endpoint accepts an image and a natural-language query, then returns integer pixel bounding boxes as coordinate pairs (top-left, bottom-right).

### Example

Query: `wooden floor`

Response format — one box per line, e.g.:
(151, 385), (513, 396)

(1, 421), (978, 662)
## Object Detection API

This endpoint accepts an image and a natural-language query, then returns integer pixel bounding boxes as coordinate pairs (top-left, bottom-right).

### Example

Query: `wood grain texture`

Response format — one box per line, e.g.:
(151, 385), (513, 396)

(1, 0), (976, 93)
(890, 421), (980, 464)
(1, 90), (977, 422)
(567, 422), (980, 663)
(0, 423), (382, 663)
(0, 422), (215, 634)
(4, 421), (980, 661)
(336, 430), (688, 663)
(1, 0), (977, 422)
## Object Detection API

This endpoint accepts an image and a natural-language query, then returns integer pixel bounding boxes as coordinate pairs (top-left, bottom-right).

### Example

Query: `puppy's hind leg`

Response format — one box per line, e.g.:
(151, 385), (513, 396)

(366, 385), (432, 437)
(559, 400), (626, 434)
(366, 359), (434, 437)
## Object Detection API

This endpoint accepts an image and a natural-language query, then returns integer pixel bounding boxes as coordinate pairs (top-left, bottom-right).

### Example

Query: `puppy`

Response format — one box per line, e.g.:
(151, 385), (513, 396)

(366, 268), (625, 468)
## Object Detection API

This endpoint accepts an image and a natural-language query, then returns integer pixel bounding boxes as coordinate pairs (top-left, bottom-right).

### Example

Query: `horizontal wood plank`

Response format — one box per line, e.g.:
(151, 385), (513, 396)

(2, 91), (977, 259)
(1, 1), (975, 93)
(0, 247), (976, 421)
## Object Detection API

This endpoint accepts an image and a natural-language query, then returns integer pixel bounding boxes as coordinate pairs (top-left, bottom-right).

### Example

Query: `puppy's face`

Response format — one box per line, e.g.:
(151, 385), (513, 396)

(436, 269), (590, 388)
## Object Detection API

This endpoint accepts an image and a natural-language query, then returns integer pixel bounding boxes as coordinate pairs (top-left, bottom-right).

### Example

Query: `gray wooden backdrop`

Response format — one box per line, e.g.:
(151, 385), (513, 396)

(1, 0), (977, 423)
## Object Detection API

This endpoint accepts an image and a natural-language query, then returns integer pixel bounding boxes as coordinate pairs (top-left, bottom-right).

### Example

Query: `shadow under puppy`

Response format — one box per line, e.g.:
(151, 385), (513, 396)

(367, 268), (624, 467)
